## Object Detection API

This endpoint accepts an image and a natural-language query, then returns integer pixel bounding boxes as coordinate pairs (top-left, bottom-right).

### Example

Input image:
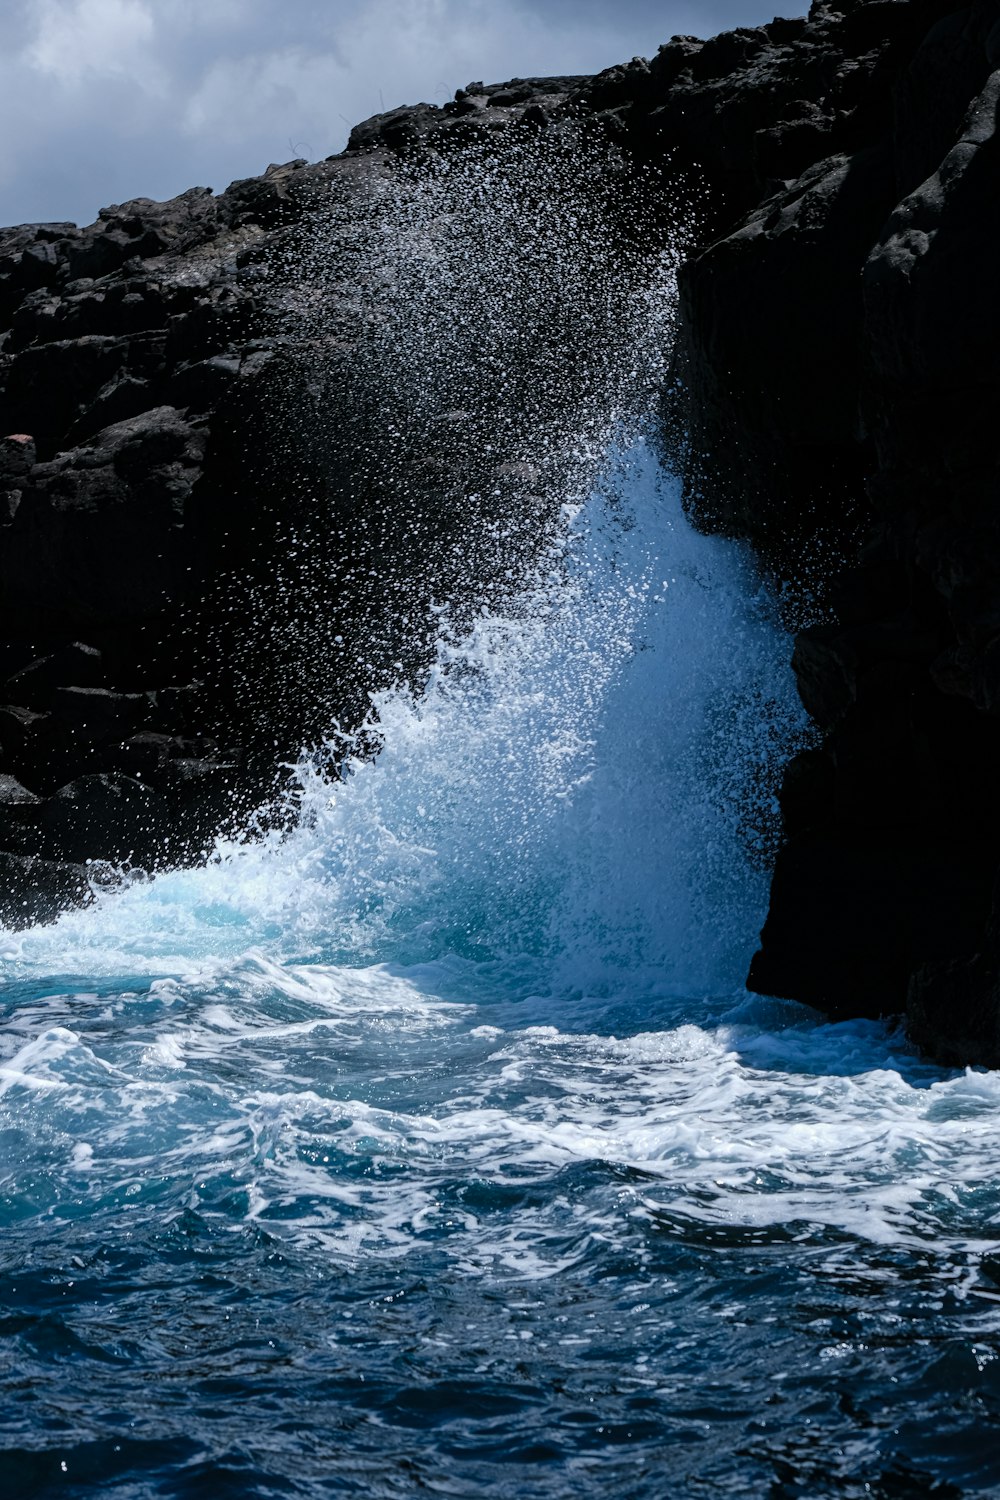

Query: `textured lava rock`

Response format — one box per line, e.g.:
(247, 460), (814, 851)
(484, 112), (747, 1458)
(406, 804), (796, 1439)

(577, 0), (1000, 1060)
(0, 76), (611, 925)
(645, 0), (1000, 1059)
(0, 850), (90, 927)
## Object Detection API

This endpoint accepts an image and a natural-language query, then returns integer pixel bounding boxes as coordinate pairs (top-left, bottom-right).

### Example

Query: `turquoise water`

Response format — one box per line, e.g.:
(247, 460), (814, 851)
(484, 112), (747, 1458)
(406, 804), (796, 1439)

(3, 446), (1000, 1496)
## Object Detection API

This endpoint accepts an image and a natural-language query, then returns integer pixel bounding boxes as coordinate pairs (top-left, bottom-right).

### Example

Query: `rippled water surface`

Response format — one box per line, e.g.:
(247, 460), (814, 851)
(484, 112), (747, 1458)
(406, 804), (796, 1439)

(3, 450), (1000, 1498)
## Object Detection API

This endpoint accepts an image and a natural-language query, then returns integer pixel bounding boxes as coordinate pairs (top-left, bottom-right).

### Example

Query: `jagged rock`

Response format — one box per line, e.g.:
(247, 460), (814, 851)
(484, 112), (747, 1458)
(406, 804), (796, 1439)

(25, 773), (166, 865)
(0, 849), (90, 927)
(346, 78), (589, 154)
(48, 687), (154, 738)
(0, 772), (42, 854)
(0, 771), (42, 852)
(3, 643), (104, 707)
(0, 407), (204, 631)
(671, 145), (895, 556)
(0, 704), (75, 791)
(0, 432), (35, 483)
(776, 748), (836, 837)
(750, 824), (995, 1018)
(0, 772), (39, 806)
(740, 2), (1000, 1039)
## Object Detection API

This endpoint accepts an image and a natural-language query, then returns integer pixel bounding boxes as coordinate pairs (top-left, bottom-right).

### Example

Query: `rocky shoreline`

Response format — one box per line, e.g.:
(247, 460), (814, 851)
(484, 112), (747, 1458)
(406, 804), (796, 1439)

(2, 0), (999, 1064)
(0, 80), (597, 926)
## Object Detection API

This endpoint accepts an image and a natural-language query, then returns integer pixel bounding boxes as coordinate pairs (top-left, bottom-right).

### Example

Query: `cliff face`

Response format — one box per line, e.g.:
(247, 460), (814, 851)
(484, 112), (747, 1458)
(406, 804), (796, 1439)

(589, 0), (1000, 1064)
(0, 157), (357, 919)
(3, 2), (1000, 1064)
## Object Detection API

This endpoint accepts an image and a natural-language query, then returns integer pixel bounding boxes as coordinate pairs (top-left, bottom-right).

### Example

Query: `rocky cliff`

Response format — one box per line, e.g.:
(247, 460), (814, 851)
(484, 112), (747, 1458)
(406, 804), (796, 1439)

(0, 77), (656, 926)
(2, 1), (999, 1064)
(553, 0), (1000, 1065)
(619, 0), (1000, 1066)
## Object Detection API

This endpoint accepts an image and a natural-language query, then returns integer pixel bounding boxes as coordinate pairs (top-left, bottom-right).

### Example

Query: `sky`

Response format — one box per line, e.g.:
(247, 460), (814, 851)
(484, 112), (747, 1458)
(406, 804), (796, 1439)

(0, 0), (808, 228)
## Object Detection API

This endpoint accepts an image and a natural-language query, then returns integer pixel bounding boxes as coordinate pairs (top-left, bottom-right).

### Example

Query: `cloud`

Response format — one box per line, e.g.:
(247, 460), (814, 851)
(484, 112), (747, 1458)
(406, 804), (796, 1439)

(27, 0), (161, 88)
(0, 0), (806, 228)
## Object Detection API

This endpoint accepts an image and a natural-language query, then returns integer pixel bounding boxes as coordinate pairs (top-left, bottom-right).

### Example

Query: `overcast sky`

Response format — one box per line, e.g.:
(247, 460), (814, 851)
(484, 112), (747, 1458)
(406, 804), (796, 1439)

(0, 0), (807, 228)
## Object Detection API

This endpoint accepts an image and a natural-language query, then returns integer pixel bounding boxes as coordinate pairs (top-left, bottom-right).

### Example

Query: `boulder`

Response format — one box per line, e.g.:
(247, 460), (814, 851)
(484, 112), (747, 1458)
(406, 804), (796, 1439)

(0, 407), (203, 631)
(3, 643), (105, 707)
(0, 850), (90, 928)
(29, 773), (167, 866)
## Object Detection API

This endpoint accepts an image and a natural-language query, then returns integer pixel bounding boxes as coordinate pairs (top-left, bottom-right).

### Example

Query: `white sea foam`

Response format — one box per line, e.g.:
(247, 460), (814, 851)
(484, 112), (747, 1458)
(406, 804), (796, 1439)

(0, 441), (803, 998)
(3, 134), (995, 1304)
(2, 955), (1000, 1279)
(3, 435), (995, 1284)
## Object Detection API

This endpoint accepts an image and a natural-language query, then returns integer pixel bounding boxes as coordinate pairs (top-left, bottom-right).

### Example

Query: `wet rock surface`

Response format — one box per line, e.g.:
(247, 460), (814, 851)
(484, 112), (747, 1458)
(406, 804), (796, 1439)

(0, 78), (624, 924)
(602, 0), (1000, 1062)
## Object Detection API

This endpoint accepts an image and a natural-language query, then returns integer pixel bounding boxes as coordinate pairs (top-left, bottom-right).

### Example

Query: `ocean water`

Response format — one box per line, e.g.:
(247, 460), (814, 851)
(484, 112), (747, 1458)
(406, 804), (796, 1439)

(3, 440), (1000, 1499)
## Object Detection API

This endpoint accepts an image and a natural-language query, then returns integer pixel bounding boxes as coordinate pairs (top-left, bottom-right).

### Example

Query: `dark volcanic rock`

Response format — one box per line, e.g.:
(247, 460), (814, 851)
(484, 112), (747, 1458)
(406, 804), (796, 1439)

(4, 643), (105, 706)
(660, 0), (1000, 1060)
(28, 773), (167, 866)
(545, 0), (1000, 1061)
(346, 78), (591, 154)
(0, 408), (204, 632)
(0, 74), (603, 927)
(652, 1), (981, 564)
(0, 850), (90, 926)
